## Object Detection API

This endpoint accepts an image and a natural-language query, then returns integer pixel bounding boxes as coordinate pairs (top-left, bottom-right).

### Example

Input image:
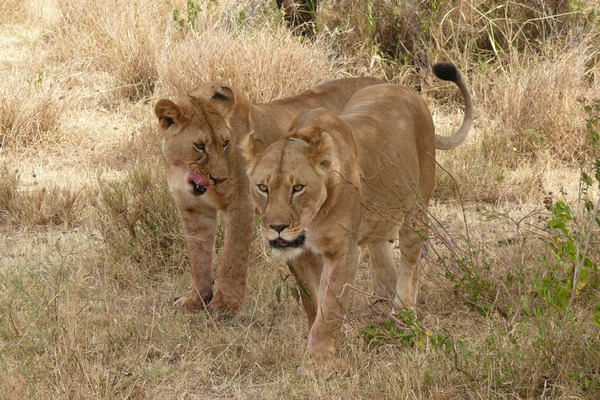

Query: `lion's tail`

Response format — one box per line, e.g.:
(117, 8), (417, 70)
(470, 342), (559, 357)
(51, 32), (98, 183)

(432, 63), (474, 151)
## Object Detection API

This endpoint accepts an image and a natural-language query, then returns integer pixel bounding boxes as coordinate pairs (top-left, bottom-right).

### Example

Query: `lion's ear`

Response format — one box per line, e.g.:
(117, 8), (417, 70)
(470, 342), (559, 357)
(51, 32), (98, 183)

(211, 85), (234, 102)
(240, 132), (260, 175)
(288, 111), (333, 173)
(289, 126), (322, 145)
(155, 99), (183, 132)
(210, 85), (236, 115)
(313, 132), (333, 172)
(192, 84), (235, 113)
(189, 83), (236, 116)
(288, 110), (324, 145)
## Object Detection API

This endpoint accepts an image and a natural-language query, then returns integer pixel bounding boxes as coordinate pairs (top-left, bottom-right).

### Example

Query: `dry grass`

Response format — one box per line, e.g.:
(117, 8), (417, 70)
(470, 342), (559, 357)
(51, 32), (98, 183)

(0, 0), (26, 25)
(0, 90), (64, 148)
(0, 0), (599, 398)
(476, 41), (599, 159)
(154, 25), (340, 101)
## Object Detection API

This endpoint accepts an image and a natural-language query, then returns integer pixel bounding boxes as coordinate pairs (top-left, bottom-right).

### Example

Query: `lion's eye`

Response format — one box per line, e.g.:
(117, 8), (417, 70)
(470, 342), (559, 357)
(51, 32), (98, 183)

(257, 184), (269, 193)
(222, 140), (230, 149)
(194, 143), (206, 153)
(292, 184), (305, 194)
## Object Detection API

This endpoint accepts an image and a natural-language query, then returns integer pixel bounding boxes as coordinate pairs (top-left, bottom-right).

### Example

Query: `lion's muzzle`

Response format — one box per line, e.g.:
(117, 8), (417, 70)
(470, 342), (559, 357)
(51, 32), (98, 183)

(188, 171), (210, 196)
(269, 232), (306, 249)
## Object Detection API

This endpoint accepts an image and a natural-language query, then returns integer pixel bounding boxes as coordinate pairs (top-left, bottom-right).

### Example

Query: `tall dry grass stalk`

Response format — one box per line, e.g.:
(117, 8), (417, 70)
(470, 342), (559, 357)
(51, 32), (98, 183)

(479, 41), (599, 160)
(155, 25), (340, 101)
(0, 81), (65, 149)
(0, 0), (25, 25)
(0, 168), (84, 228)
(435, 38), (599, 202)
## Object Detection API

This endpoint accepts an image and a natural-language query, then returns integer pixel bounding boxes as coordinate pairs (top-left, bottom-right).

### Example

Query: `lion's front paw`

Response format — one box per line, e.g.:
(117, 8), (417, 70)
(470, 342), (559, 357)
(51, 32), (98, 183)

(306, 340), (336, 363)
(208, 290), (242, 313)
(298, 341), (339, 375)
(173, 293), (212, 312)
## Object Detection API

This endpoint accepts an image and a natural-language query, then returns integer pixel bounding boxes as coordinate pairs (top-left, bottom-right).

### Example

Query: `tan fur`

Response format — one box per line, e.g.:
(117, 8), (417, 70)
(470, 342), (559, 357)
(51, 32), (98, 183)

(154, 77), (384, 312)
(242, 63), (473, 361)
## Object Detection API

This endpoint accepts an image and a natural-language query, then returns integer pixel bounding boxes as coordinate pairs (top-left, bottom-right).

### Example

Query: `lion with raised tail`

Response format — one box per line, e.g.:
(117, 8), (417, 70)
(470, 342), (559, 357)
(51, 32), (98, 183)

(242, 63), (473, 361)
(154, 76), (384, 312)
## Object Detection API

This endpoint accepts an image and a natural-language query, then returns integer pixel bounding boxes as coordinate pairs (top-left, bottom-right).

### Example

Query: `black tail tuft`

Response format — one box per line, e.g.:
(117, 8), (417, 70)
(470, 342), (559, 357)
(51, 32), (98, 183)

(432, 63), (459, 82)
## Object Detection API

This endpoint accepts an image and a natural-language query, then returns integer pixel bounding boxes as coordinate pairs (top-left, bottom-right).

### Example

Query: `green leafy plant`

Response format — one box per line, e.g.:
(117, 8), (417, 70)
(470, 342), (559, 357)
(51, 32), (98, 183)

(534, 99), (600, 320)
(172, 0), (202, 32)
(428, 224), (510, 319)
(274, 262), (311, 305)
(274, 271), (300, 304)
(359, 308), (467, 359)
(444, 255), (503, 317)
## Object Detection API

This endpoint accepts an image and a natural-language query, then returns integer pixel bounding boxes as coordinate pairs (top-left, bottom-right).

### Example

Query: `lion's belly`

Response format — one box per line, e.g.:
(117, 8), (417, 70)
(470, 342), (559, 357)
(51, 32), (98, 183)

(356, 208), (402, 245)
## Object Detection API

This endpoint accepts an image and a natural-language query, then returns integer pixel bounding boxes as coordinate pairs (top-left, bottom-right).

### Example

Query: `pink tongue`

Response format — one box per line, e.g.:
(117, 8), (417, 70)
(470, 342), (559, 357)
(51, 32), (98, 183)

(188, 172), (210, 187)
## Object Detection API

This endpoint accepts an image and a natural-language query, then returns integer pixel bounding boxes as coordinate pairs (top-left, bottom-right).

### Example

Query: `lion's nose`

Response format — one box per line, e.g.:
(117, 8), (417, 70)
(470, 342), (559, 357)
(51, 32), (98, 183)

(209, 174), (228, 185)
(269, 223), (290, 233)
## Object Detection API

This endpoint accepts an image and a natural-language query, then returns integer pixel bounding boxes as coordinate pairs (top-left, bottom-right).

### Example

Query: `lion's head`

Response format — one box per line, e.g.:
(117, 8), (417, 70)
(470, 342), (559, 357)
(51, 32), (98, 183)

(155, 83), (250, 196)
(242, 109), (347, 258)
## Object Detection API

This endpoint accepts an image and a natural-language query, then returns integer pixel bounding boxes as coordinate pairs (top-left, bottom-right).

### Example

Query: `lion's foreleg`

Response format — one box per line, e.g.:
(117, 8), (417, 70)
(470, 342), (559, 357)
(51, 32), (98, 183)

(210, 203), (254, 312)
(306, 245), (359, 361)
(175, 202), (218, 311)
(288, 250), (323, 330)
(395, 221), (424, 308)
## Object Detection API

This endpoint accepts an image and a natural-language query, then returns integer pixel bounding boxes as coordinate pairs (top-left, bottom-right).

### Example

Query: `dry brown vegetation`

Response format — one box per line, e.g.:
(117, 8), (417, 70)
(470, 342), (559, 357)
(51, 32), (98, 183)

(1, 0), (599, 398)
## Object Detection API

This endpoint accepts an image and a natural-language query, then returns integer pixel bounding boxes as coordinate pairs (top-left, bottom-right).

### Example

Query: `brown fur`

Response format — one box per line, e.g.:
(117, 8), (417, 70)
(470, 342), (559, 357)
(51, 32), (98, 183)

(154, 77), (384, 312)
(242, 63), (473, 361)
